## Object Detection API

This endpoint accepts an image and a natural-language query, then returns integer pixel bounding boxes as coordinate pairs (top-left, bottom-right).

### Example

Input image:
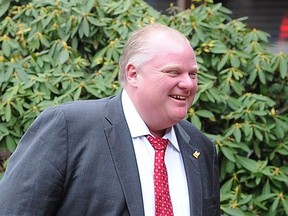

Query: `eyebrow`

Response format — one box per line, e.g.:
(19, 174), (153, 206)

(154, 62), (199, 75)
(161, 64), (198, 70)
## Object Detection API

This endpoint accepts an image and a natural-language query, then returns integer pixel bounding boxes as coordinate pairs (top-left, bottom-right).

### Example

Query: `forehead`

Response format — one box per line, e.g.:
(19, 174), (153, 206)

(146, 31), (194, 55)
(147, 30), (189, 47)
(145, 32), (197, 67)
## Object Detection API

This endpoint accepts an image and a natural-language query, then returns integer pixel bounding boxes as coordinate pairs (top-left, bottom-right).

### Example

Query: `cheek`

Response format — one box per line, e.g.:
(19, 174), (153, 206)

(191, 79), (198, 92)
(147, 77), (168, 91)
(195, 78), (198, 87)
(194, 84), (198, 92)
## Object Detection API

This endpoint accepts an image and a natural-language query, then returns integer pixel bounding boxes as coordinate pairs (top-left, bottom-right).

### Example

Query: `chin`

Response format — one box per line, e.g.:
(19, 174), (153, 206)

(171, 114), (186, 123)
(173, 109), (188, 118)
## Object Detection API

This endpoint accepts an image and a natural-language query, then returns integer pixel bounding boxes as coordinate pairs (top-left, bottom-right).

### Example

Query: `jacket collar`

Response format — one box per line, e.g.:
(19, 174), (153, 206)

(104, 94), (145, 216)
(175, 123), (203, 215)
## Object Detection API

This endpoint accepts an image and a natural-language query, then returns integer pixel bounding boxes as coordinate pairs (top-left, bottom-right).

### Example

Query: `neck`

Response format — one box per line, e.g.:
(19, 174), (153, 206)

(149, 128), (167, 138)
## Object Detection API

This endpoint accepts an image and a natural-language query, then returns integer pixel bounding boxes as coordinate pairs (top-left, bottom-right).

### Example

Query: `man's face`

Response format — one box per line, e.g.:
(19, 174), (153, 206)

(127, 32), (198, 133)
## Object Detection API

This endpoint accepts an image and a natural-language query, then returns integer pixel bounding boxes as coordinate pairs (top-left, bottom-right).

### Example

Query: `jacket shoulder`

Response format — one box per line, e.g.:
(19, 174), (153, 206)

(178, 120), (214, 148)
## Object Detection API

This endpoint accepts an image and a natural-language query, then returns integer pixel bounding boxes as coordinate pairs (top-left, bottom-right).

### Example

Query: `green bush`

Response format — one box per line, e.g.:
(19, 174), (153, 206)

(0, 0), (287, 215)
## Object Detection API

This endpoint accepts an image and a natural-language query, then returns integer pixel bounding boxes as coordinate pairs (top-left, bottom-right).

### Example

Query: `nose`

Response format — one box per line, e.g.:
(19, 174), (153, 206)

(178, 73), (197, 90)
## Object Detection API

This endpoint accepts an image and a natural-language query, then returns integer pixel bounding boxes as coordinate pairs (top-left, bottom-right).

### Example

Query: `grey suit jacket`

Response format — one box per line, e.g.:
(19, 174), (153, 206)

(0, 94), (220, 216)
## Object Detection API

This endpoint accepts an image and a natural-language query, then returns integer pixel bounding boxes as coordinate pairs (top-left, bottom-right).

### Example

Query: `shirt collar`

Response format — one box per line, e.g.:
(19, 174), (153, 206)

(121, 90), (180, 152)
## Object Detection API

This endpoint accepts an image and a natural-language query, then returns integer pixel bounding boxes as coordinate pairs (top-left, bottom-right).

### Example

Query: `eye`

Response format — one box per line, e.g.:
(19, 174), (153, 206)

(166, 70), (179, 77)
(189, 72), (197, 79)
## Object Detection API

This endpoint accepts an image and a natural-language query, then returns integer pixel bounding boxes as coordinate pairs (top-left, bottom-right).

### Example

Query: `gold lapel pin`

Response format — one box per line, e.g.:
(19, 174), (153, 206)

(193, 151), (200, 159)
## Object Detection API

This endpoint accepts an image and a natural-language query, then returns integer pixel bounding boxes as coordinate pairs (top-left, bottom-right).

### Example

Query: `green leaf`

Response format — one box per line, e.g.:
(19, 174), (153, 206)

(233, 127), (241, 143)
(59, 49), (70, 64)
(242, 123), (252, 138)
(222, 207), (245, 216)
(6, 135), (16, 152)
(42, 13), (54, 29)
(220, 178), (233, 194)
(91, 46), (108, 67)
(217, 53), (229, 71)
(258, 69), (266, 84)
(230, 54), (240, 68)
(231, 80), (244, 95)
(114, 0), (131, 15)
(84, 85), (101, 97)
(194, 26), (206, 42)
(281, 198), (288, 216)
(279, 57), (287, 79)
(252, 110), (267, 116)
(106, 47), (113, 61)
(5, 103), (11, 122)
(0, 0), (10, 18)
(191, 114), (201, 129)
(2, 40), (11, 56)
(236, 155), (258, 172)
(271, 197), (279, 212)
(17, 69), (29, 84)
(238, 194), (252, 205)
(255, 193), (276, 202)
(247, 69), (257, 85)
(0, 123), (9, 135)
(221, 146), (236, 162)
(210, 42), (227, 54)
(86, 0), (95, 12)
(254, 127), (263, 141)
(44, 82), (60, 94)
(81, 17), (90, 37)
(39, 35), (50, 47)
(87, 16), (106, 26)
(195, 109), (215, 120)
(73, 87), (82, 100)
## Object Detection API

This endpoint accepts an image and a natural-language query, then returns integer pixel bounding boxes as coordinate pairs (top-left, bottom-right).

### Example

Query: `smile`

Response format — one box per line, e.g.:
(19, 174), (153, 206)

(170, 95), (186, 100)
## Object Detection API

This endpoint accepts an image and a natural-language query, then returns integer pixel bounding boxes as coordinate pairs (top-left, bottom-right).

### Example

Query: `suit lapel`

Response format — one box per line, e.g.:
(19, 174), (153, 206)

(104, 94), (144, 216)
(175, 124), (203, 216)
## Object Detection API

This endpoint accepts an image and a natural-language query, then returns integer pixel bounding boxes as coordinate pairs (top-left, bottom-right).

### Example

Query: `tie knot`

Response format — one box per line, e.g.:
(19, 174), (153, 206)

(147, 135), (169, 151)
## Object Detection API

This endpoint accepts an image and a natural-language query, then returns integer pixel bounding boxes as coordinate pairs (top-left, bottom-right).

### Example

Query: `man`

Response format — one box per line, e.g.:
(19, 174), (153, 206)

(0, 23), (220, 215)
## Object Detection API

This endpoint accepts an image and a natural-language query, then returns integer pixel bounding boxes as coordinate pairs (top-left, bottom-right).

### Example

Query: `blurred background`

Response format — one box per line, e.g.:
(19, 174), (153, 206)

(145, 0), (288, 53)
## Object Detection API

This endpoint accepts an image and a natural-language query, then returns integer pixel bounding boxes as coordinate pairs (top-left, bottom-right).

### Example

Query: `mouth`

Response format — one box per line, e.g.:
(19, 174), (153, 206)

(170, 95), (187, 100)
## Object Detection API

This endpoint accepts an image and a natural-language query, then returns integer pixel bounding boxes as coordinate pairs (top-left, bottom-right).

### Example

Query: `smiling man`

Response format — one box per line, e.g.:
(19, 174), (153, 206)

(122, 27), (198, 138)
(0, 23), (220, 216)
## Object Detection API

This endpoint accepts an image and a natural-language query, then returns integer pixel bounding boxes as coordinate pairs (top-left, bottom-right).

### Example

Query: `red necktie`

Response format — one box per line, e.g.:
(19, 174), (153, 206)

(147, 135), (174, 216)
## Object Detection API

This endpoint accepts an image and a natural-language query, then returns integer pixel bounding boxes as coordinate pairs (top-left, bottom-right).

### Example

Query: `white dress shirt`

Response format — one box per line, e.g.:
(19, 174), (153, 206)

(121, 90), (190, 216)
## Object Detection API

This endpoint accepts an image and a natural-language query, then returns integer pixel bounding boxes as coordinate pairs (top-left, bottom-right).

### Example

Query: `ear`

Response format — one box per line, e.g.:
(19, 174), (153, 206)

(125, 63), (139, 87)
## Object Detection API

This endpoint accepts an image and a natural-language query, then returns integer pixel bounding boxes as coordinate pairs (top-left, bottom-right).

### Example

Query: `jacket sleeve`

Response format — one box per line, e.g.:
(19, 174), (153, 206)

(0, 107), (68, 216)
